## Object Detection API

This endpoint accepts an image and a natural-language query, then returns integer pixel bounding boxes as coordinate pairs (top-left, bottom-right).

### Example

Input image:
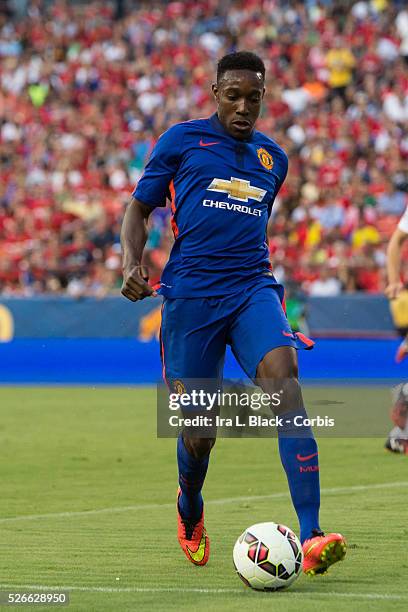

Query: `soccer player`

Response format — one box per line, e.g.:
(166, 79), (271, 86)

(384, 206), (408, 451)
(385, 382), (408, 454)
(121, 51), (346, 575)
(385, 205), (408, 363)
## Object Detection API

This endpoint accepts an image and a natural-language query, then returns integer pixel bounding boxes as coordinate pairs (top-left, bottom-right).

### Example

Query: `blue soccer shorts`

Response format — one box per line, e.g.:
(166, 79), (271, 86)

(160, 285), (314, 385)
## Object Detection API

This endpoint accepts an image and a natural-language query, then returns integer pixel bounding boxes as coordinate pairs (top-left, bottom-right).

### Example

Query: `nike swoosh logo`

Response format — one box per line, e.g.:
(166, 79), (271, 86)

(297, 452), (318, 462)
(186, 529), (207, 563)
(199, 139), (220, 147)
(305, 540), (320, 556)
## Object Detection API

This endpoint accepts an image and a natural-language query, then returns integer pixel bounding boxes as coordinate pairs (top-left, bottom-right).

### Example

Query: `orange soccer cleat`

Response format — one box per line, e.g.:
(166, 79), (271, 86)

(177, 488), (210, 566)
(302, 530), (346, 576)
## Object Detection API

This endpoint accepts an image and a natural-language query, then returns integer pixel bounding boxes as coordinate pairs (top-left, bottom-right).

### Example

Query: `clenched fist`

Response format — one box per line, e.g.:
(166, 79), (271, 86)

(121, 265), (157, 301)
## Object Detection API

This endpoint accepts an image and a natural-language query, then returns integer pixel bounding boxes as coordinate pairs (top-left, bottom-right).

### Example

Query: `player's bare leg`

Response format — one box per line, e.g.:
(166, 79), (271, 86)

(256, 346), (346, 575)
(176, 434), (213, 565)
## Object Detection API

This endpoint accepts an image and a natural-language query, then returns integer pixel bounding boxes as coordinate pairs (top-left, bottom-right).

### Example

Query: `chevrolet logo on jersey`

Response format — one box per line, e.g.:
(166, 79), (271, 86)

(207, 177), (267, 203)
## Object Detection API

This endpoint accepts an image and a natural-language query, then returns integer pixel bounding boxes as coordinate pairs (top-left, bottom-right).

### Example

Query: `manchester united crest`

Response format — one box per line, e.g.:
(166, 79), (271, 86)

(257, 147), (274, 171)
(173, 379), (186, 394)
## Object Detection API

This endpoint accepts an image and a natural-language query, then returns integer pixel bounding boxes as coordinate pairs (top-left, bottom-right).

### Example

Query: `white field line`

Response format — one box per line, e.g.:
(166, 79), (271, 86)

(0, 480), (407, 524)
(0, 584), (406, 600)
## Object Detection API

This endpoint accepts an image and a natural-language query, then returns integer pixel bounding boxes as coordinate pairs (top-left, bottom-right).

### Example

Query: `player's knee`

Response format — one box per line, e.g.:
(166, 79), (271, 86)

(184, 436), (216, 459)
(271, 360), (299, 380)
(257, 347), (299, 381)
(257, 348), (303, 415)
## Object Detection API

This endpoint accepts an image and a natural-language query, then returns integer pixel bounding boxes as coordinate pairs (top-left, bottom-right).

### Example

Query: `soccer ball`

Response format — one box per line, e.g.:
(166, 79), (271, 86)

(233, 522), (303, 591)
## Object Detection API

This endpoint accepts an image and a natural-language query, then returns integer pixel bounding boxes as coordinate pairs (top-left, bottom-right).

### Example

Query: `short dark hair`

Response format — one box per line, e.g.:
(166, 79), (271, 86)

(217, 51), (265, 82)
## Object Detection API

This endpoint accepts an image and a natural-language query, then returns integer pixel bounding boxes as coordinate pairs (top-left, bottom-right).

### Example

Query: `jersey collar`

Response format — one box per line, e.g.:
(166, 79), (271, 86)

(209, 113), (256, 143)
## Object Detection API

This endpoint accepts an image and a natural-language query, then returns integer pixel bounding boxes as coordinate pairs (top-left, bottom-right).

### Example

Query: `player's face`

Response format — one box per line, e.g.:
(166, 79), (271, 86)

(212, 70), (265, 140)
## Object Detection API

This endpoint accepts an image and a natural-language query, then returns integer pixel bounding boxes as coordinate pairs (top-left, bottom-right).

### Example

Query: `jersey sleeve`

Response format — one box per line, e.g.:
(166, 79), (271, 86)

(273, 151), (288, 196)
(132, 124), (184, 208)
(398, 205), (408, 234)
(268, 150), (288, 214)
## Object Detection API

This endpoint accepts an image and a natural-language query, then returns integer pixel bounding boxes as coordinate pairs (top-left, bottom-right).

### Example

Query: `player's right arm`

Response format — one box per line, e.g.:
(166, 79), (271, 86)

(120, 124), (184, 302)
(121, 197), (155, 301)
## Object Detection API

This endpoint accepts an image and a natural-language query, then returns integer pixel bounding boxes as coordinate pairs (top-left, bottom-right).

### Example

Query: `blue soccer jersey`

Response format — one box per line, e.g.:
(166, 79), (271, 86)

(133, 113), (288, 298)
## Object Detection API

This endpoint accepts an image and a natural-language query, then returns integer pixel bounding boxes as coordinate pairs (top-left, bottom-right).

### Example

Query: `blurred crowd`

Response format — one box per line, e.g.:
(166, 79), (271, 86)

(0, 0), (407, 297)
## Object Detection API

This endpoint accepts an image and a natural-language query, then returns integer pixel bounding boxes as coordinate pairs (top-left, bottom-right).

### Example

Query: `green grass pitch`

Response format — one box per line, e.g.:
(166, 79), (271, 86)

(0, 386), (407, 611)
